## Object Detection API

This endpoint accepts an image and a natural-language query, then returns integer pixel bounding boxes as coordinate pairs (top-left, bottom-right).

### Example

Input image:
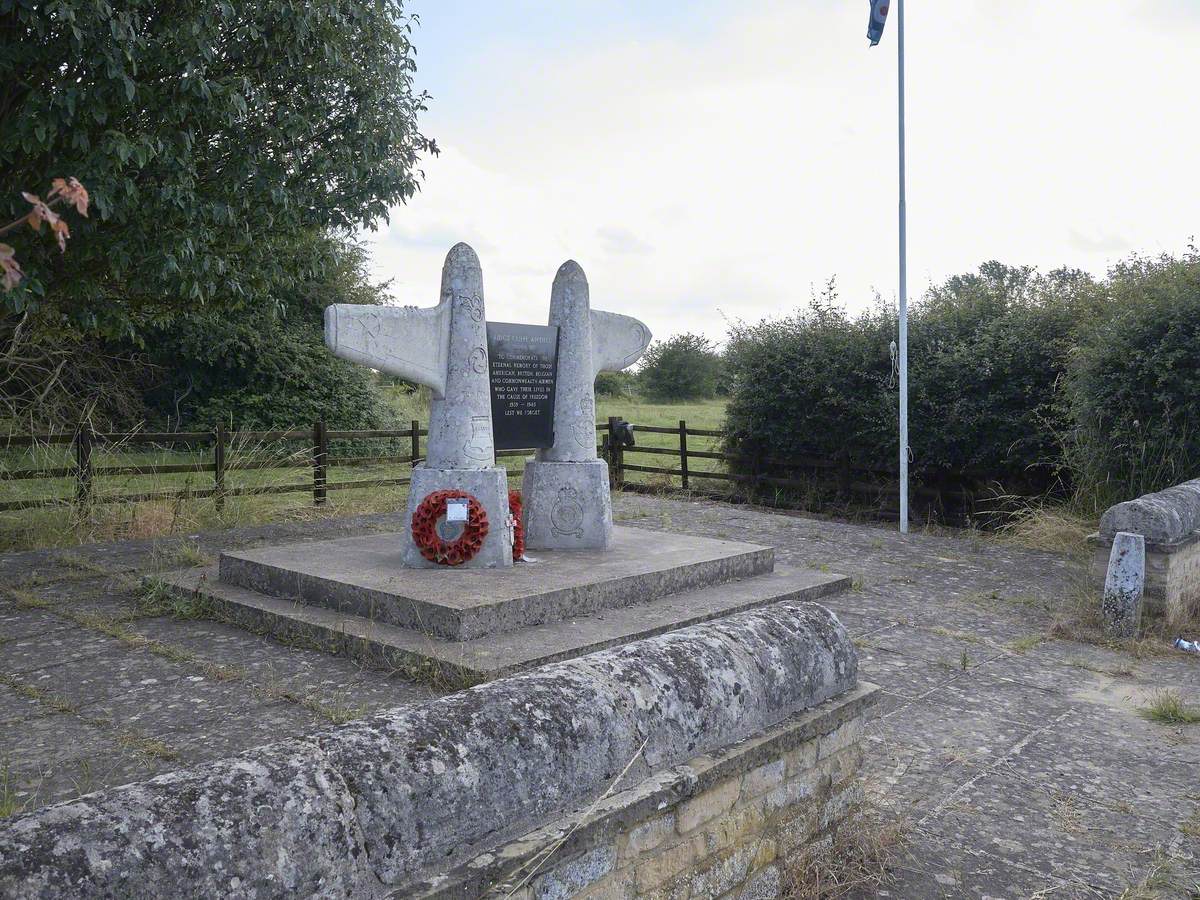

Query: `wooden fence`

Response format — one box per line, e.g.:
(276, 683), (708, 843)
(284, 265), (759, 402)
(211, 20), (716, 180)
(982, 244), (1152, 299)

(0, 417), (993, 522)
(601, 416), (995, 522)
(0, 422), (434, 513)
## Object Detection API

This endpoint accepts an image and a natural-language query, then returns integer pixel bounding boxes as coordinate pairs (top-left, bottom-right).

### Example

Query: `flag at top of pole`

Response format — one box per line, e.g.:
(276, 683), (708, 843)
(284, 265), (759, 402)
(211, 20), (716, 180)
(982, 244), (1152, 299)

(867, 0), (890, 46)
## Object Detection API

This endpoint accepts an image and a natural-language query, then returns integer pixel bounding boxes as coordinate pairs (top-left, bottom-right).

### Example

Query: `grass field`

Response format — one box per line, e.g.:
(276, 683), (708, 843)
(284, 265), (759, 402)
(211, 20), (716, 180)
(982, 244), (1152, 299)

(0, 396), (729, 551)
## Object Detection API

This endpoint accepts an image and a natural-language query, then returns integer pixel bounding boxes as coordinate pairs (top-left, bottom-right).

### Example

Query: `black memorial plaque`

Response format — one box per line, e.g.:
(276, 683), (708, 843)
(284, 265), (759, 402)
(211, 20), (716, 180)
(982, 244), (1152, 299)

(486, 322), (560, 451)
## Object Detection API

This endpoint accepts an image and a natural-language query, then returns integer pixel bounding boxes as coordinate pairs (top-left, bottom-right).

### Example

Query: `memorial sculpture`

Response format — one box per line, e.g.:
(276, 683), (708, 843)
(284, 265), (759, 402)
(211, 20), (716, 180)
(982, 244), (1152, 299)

(325, 243), (513, 568)
(522, 260), (650, 550)
(323, 243), (651, 567)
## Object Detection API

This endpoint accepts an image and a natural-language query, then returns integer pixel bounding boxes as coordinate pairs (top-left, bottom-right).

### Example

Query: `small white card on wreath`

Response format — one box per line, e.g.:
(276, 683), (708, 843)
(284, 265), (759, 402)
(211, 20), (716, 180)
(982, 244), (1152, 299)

(445, 498), (469, 523)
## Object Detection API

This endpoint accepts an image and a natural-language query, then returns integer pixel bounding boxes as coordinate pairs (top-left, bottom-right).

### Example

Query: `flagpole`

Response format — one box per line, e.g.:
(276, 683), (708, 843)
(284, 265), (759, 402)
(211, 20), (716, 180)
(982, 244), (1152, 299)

(897, 0), (909, 534)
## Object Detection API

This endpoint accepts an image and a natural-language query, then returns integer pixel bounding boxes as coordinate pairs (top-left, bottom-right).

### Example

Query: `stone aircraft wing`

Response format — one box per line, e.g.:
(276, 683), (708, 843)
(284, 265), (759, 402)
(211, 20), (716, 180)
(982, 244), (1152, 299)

(590, 310), (652, 376)
(324, 299), (451, 397)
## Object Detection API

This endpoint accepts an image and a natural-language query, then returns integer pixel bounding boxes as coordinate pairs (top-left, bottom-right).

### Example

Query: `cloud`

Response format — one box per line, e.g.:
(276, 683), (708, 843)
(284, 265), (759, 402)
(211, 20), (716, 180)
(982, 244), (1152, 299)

(368, 1), (1200, 343)
(596, 226), (653, 256)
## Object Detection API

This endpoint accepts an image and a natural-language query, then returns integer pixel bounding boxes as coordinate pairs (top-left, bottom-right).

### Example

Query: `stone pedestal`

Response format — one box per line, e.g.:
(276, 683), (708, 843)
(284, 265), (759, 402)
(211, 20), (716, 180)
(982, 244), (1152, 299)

(522, 459), (612, 551)
(401, 466), (513, 569)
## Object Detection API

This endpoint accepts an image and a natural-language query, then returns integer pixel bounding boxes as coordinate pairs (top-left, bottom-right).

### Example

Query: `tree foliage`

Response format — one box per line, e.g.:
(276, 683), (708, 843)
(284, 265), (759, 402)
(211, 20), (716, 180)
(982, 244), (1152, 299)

(0, 0), (434, 339)
(723, 265), (1102, 493)
(638, 332), (723, 402)
(1067, 248), (1200, 502)
(140, 231), (399, 431)
(724, 281), (895, 466)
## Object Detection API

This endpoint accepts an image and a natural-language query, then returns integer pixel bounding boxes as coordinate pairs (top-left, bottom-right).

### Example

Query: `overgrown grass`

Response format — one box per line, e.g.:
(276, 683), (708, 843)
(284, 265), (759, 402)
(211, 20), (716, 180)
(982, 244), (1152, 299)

(784, 800), (908, 899)
(1137, 689), (1200, 726)
(1038, 563), (1200, 657)
(0, 762), (21, 819)
(1115, 850), (1200, 899)
(996, 501), (1098, 554)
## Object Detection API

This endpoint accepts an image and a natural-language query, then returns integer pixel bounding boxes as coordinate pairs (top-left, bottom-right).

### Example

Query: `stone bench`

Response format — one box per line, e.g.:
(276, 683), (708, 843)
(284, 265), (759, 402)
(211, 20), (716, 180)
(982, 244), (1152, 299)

(0, 601), (875, 899)
(1091, 478), (1200, 627)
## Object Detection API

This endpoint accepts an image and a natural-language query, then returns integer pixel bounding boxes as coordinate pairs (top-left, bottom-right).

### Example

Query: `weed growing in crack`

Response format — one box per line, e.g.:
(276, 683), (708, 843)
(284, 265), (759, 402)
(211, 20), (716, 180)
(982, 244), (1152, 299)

(1138, 690), (1200, 726)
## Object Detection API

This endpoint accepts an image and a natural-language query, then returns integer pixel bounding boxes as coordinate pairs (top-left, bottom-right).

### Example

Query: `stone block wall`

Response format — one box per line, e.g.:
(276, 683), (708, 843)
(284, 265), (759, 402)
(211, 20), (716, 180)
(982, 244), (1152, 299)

(0, 601), (870, 899)
(1092, 533), (1200, 626)
(425, 685), (875, 900)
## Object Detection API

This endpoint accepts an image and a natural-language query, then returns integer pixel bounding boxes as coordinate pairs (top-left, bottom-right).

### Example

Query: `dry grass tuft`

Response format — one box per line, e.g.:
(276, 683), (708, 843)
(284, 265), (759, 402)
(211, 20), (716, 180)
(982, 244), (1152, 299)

(997, 504), (1097, 555)
(1138, 689), (1200, 726)
(784, 800), (909, 899)
(0, 762), (23, 819)
(1116, 850), (1200, 899)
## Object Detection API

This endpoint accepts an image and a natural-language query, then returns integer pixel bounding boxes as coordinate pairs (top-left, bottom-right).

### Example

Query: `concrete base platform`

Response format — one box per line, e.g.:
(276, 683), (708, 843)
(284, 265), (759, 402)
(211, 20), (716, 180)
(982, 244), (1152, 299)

(154, 524), (850, 684)
(218, 527), (774, 640)
(154, 565), (850, 684)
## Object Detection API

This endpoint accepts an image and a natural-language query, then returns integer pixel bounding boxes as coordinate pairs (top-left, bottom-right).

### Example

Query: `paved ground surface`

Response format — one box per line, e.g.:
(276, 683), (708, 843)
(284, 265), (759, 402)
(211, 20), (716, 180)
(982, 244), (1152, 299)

(613, 496), (1200, 899)
(1, 494), (1198, 897)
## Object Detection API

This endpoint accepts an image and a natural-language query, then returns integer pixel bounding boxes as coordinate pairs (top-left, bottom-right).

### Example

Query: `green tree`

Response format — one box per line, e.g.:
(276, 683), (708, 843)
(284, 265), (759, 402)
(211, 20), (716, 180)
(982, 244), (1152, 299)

(140, 231), (399, 431)
(1, 0), (433, 333)
(0, 0), (433, 426)
(638, 333), (723, 402)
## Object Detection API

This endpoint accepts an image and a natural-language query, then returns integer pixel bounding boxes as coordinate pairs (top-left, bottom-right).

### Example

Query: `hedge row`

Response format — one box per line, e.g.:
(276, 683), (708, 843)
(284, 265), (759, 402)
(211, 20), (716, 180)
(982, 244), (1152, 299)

(723, 250), (1200, 505)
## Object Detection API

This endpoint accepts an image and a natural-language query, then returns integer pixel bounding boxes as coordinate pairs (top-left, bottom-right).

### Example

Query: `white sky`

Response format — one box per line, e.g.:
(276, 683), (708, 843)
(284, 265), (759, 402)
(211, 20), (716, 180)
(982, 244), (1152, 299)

(363, 0), (1200, 345)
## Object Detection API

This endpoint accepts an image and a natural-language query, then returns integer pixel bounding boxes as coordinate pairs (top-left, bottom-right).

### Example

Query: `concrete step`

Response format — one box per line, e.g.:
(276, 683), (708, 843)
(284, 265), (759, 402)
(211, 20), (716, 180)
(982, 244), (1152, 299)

(217, 526), (774, 641)
(154, 566), (850, 685)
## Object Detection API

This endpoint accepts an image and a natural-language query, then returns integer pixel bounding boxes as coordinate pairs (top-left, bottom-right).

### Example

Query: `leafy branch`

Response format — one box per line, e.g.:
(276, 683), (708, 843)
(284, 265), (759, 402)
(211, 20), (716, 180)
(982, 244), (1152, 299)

(0, 177), (90, 291)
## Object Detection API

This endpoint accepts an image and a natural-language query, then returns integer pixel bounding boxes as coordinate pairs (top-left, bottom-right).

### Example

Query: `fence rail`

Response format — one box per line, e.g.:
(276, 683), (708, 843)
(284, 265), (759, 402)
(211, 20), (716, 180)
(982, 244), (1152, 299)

(0, 420), (434, 513)
(600, 416), (998, 521)
(2, 416), (995, 522)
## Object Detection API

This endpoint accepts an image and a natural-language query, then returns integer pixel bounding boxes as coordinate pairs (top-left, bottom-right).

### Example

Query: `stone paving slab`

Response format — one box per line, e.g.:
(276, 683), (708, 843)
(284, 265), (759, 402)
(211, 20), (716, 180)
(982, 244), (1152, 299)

(929, 769), (1191, 895)
(0, 686), (46, 726)
(79, 673), (274, 741)
(0, 602), (75, 641)
(3, 627), (125, 675)
(19, 647), (187, 709)
(126, 616), (440, 708)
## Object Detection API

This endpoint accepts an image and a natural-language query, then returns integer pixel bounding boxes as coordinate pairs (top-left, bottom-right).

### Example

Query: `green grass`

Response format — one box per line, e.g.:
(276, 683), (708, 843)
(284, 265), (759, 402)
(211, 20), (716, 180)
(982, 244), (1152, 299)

(1138, 690), (1200, 726)
(0, 763), (21, 819)
(595, 396), (729, 490)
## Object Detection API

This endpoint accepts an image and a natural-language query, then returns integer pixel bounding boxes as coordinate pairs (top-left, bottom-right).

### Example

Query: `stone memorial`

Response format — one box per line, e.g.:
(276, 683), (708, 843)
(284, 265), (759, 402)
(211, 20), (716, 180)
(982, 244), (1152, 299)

(522, 260), (652, 551)
(324, 243), (514, 569)
(326, 244), (650, 566)
(150, 242), (850, 685)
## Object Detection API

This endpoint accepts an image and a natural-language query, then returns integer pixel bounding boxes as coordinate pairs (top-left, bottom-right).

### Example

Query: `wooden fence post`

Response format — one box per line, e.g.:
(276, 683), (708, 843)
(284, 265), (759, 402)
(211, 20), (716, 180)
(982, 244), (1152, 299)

(313, 420), (328, 505)
(678, 419), (689, 491)
(75, 423), (93, 507)
(607, 416), (623, 490)
(214, 423), (227, 512)
(411, 419), (420, 467)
